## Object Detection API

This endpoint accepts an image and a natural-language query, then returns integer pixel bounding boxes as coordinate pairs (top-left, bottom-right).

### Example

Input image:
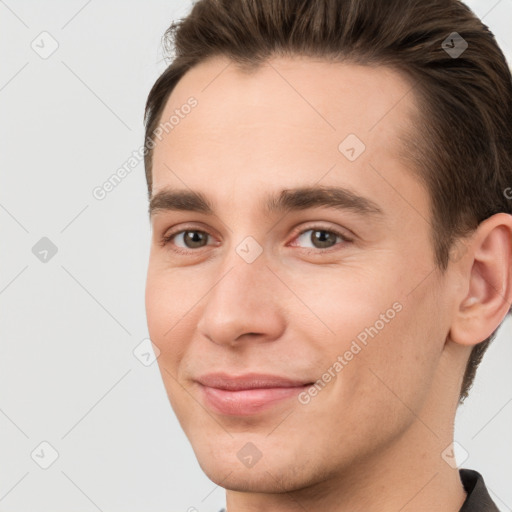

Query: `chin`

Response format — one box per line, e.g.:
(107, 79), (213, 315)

(186, 430), (326, 494)
(195, 451), (305, 494)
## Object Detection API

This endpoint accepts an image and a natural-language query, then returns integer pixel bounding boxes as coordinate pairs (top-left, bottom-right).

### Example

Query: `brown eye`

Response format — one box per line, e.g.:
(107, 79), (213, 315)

(310, 230), (339, 249)
(180, 231), (209, 249)
(161, 230), (211, 250)
(294, 228), (349, 251)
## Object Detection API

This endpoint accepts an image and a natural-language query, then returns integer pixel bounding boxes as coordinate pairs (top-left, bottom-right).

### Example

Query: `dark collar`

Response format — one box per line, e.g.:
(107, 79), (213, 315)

(459, 469), (500, 511)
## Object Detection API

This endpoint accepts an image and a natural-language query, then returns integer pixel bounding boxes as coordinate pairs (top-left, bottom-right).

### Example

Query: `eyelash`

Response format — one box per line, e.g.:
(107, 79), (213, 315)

(159, 224), (353, 255)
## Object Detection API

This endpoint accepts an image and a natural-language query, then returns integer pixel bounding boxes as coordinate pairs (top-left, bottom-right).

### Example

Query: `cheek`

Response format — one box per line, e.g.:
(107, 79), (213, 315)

(145, 263), (195, 338)
(145, 276), (168, 342)
(283, 263), (402, 346)
(340, 274), (446, 416)
(145, 266), (192, 380)
(145, 270), (192, 417)
(295, 260), (442, 402)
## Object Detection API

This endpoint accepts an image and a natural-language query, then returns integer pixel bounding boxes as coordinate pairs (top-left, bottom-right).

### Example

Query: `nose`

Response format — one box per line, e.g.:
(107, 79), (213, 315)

(196, 254), (286, 347)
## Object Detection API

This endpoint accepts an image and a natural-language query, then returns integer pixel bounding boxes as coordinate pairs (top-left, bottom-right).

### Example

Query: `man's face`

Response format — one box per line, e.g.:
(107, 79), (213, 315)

(145, 55), (455, 491)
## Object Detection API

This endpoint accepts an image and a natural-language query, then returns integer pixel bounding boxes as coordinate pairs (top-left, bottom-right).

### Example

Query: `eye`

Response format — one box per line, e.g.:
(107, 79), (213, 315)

(159, 224), (352, 255)
(160, 229), (211, 253)
(289, 226), (352, 253)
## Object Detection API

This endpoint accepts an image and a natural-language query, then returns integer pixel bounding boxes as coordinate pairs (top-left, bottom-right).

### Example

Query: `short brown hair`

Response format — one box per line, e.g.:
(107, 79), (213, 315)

(143, 0), (512, 403)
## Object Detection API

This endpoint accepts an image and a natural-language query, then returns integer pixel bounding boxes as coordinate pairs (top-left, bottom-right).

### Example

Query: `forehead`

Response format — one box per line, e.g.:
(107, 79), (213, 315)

(150, 55), (426, 222)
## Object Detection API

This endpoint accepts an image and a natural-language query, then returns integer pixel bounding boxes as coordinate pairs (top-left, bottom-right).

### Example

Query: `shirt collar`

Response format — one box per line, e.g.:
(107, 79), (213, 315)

(459, 469), (500, 511)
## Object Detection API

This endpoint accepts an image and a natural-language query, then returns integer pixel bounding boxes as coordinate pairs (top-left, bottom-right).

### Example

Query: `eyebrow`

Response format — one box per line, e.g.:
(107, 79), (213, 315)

(149, 185), (384, 219)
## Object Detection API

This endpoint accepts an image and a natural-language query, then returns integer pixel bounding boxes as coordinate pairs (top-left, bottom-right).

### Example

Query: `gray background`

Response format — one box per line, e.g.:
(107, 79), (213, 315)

(0, 0), (511, 511)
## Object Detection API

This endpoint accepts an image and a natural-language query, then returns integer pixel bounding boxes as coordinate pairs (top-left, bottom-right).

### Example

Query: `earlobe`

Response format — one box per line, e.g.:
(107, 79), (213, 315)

(449, 213), (512, 347)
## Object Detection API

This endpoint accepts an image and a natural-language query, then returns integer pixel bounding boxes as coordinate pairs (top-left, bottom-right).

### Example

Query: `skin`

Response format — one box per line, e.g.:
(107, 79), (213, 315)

(145, 55), (512, 511)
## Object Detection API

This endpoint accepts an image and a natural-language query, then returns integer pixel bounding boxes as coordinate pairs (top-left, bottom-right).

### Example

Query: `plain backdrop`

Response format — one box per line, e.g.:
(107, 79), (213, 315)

(0, 1), (511, 511)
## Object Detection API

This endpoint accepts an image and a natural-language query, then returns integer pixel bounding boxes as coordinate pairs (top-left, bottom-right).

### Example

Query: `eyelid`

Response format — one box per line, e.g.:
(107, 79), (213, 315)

(288, 222), (354, 244)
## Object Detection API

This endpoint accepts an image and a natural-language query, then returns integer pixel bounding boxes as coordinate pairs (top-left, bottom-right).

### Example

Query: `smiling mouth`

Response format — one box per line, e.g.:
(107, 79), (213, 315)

(195, 373), (315, 416)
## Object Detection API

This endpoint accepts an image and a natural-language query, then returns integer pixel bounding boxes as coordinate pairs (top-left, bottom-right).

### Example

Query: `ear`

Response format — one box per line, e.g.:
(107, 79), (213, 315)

(449, 213), (512, 347)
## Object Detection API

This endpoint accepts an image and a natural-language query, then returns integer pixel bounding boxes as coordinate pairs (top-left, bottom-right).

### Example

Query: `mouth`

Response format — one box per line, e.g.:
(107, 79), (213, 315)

(195, 372), (315, 416)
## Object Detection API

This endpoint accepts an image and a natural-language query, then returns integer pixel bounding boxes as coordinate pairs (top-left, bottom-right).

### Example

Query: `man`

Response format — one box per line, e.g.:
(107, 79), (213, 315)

(143, 0), (512, 510)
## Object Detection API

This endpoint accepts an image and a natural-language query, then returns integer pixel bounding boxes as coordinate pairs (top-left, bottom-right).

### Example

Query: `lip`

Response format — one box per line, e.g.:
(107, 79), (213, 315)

(196, 372), (314, 416)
